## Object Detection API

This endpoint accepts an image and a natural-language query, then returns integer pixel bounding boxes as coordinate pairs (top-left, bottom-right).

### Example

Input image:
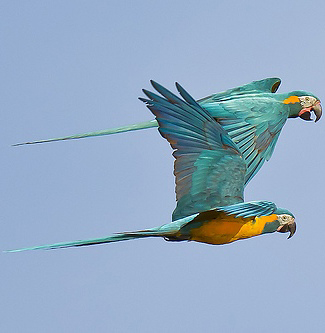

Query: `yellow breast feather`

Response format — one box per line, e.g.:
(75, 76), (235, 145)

(189, 214), (277, 245)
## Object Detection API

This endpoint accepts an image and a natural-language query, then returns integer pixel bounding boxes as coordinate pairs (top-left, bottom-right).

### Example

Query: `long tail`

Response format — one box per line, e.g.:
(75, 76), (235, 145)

(6, 228), (168, 252)
(13, 119), (158, 146)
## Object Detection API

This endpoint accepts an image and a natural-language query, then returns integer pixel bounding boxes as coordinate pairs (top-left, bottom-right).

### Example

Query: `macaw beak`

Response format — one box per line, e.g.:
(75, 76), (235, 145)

(313, 102), (322, 122)
(299, 101), (322, 122)
(277, 221), (296, 239)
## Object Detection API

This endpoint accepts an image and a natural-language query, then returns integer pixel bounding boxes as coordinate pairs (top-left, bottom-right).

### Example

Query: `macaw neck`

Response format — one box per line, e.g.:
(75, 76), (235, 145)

(287, 102), (303, 118)
(273, 92), (302, 118)
(261, 219), (280, 234)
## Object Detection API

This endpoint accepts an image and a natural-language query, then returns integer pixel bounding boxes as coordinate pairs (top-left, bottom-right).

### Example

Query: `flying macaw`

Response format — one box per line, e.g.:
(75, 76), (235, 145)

(15, 78), (322, 184)
(9, 82), (297, 252)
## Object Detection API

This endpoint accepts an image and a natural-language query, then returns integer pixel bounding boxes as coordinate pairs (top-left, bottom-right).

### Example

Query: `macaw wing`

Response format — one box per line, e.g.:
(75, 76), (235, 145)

(199, 93), (287, 184)
(217, 200), (277, 218)
(198, 77), (281, 103)
(140, 81), (247, 221)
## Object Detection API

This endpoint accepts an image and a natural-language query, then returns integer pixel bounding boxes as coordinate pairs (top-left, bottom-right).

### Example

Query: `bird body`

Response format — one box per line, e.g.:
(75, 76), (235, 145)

(8, 203), (292, 251)
(15, 78), (321, 185)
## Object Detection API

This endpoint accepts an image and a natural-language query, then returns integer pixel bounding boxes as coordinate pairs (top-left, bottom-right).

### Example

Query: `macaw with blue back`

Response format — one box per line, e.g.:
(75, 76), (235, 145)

(9, 81), (301, 252)
(16, 78), (322, 185)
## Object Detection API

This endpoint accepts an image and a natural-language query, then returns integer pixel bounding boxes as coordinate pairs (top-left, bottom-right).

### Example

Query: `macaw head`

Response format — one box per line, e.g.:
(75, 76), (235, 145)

(276, 213), (296, 239)
(262, 208), (296, 238)
(285, 91), (322, 122)
(275, 208), (296, 238)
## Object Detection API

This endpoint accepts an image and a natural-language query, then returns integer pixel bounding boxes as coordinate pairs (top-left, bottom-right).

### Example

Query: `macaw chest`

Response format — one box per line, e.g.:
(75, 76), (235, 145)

(188, 214), (277, 245)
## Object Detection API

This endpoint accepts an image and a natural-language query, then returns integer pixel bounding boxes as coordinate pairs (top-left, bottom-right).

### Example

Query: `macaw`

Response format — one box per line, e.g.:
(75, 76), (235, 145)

(9, 82), (297, 252)
(15, 78), (322, 184)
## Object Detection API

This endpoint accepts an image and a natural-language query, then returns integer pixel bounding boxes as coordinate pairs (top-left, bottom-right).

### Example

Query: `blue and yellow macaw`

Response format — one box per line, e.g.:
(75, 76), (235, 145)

(15, 78), (322, 185)
(9, 82), (298, 252)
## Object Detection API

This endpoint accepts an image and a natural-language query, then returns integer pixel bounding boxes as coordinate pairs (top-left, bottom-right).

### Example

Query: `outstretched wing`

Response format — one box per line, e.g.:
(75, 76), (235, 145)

(198, 78), (287, 183)
(140, 81), (246, 221)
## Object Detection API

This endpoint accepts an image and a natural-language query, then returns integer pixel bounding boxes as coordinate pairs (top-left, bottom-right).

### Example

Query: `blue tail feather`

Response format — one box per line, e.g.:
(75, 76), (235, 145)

(5, 229), (167, 252)
(13, 120), (158, 146)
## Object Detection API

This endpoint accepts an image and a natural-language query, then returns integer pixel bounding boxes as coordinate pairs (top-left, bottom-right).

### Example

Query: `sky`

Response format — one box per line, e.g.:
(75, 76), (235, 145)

(2, 1), (325, 332)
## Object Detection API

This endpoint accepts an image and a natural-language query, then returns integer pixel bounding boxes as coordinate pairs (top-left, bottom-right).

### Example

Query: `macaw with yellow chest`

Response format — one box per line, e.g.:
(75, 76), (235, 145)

(9, 81), (300, 252)
(16, 78), (322, 184)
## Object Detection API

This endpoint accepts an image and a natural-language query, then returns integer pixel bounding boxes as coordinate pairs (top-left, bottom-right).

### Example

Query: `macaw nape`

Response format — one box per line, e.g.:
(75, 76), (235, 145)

(8, 82), (297, 252)
(14, 78), (322, 185)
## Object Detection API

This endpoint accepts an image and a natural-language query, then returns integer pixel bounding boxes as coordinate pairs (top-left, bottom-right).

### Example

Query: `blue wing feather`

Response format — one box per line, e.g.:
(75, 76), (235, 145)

(140, 82), (246, 221)
(199, 93), (290, 183)
(218, 201), (277, 218)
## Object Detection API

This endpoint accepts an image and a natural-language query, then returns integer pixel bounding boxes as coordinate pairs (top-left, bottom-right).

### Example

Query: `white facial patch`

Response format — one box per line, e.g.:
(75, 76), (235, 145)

(277, 214), (295, 225)
(299, 96), (317, 108)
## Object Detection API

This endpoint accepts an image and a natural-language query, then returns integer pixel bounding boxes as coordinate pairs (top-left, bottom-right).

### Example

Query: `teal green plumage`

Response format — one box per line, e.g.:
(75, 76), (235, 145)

(197, 80), (320, 183)
(14, 78), (321, 187)
(8, 82), (297, 252)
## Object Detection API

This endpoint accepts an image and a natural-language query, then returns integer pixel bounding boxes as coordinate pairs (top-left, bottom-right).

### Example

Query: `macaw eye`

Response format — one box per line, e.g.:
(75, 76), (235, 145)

(305, 97), (310, 101)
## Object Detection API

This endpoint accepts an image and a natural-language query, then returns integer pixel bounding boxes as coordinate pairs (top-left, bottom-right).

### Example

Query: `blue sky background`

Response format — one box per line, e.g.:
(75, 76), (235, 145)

(2, 1), (325, 332)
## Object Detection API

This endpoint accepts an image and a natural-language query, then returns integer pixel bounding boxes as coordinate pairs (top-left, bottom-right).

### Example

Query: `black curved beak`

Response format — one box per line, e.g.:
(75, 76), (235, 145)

(313, 102), (322, 122)
(277, 221), (296, 239)
(299, 102), (322, 122)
